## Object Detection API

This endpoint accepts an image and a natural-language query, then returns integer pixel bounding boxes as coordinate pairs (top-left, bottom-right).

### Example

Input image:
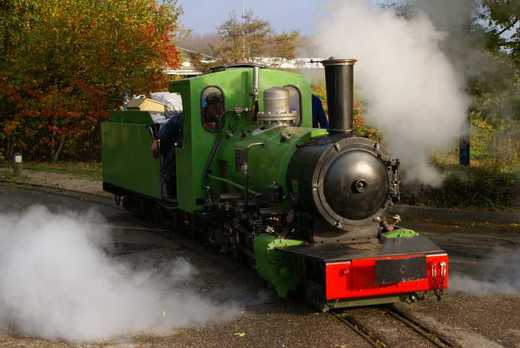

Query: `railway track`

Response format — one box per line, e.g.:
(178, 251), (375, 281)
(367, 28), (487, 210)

(334, 305), (461, 348)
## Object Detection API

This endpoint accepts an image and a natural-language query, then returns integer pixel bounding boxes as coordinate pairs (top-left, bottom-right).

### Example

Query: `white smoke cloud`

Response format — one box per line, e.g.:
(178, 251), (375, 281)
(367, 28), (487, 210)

(0, 206), (238, 342)
(450, 247), (520, 295)
(316, 0), (470, 185)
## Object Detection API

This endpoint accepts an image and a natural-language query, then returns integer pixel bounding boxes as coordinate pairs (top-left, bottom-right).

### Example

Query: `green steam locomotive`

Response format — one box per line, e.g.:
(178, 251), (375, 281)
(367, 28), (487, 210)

(102, 59), (448, 310)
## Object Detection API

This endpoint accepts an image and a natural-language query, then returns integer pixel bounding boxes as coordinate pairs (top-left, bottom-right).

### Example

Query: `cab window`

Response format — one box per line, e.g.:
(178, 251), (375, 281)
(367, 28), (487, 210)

(201, 87), (225, 132)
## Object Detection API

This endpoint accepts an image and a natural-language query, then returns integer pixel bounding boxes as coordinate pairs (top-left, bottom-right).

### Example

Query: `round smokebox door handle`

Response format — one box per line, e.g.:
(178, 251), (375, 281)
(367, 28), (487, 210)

(353, 179), (368, 193)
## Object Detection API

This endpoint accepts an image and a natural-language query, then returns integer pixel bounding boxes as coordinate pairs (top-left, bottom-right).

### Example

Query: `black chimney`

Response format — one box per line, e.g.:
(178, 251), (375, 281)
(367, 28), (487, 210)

(321, 58), (357, 136)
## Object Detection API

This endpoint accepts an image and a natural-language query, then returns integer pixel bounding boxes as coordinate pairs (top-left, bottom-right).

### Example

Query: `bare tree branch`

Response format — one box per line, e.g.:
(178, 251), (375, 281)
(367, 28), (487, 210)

(497, 18), (519, 36)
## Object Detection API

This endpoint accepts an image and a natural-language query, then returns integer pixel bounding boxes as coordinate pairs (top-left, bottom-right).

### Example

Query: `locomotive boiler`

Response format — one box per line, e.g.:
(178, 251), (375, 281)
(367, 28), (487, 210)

(101, 58), (448, 310)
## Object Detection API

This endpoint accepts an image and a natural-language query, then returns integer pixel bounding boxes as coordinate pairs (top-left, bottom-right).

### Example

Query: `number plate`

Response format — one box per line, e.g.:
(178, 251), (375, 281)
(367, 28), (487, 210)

(375, 256), (426, 285)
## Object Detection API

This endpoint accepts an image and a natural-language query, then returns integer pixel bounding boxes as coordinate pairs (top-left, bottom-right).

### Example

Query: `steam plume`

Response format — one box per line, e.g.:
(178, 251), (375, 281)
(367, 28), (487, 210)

(0, 206), (238, 342)
(451, 247), (520, 295)
(316, 0), (470, 185)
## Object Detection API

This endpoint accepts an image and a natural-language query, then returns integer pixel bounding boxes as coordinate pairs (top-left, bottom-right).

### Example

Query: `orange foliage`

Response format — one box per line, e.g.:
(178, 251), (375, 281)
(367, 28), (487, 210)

(1, 0), (181, 161)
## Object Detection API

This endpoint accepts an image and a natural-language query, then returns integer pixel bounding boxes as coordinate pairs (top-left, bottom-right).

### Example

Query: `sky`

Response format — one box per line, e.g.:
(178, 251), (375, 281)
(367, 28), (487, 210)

(177, 0), (385, 35)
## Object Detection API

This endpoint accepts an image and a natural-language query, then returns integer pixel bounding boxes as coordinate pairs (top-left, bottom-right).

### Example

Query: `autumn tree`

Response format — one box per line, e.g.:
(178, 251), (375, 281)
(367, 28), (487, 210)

(268, 31), (301, 59)
(0, 0), (181, 161)
(480, 0), (520, 63)
(473, 0), (520, 118)
(211, 10), (300, 65)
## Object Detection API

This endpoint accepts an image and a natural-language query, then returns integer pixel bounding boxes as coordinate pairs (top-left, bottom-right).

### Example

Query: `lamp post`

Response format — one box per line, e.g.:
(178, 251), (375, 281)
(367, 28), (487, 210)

(13, 153), (23, 176)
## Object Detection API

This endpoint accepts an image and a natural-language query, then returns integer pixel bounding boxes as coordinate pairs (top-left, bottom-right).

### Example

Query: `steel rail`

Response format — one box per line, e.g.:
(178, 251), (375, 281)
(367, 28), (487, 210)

(334, 312), (388, 348)
(333, 306), (461, 348)
(384, 306), (461, 348)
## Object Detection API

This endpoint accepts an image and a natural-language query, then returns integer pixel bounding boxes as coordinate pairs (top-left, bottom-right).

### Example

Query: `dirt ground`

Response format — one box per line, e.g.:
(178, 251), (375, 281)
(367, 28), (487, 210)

(0, 182), (520, 347)
(398, 207), (520, 348)
(0, 168), (109, 197)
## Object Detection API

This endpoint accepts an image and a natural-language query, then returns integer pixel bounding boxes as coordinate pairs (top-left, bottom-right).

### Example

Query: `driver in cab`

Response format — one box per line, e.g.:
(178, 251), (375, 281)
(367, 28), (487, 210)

(202, 92), (224, 131)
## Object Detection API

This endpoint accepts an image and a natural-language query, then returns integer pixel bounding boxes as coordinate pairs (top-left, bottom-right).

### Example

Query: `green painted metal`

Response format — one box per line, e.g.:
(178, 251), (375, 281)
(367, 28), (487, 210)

(217, 126), (324, 194)
(207, 173), (261, 196)
(254, 233), (304, 297)
(383, 229), (419, 239)
(102, 67), (324, 210)
(169, 67), (317, 212)
(109, 111), (155, 124)
(102, 111), (161, 198)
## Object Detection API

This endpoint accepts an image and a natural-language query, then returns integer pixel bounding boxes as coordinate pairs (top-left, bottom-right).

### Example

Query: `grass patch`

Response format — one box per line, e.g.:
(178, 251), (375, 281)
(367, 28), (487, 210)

(23, 161), (102, 181)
